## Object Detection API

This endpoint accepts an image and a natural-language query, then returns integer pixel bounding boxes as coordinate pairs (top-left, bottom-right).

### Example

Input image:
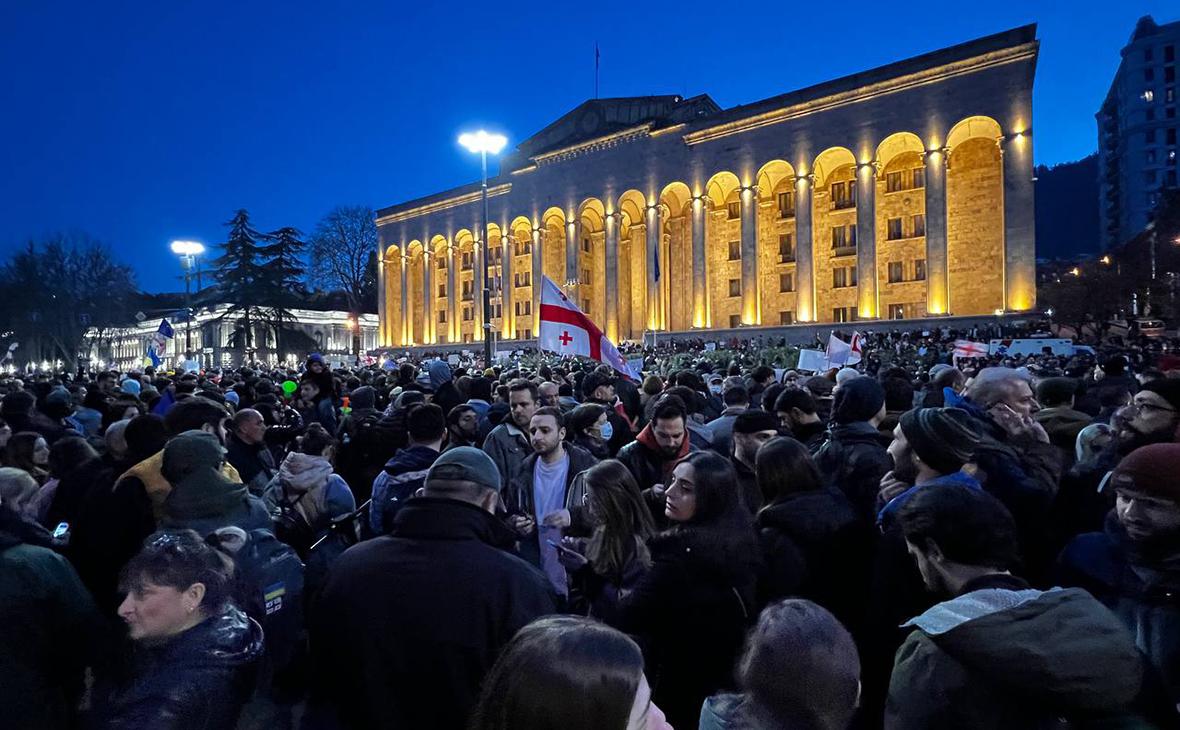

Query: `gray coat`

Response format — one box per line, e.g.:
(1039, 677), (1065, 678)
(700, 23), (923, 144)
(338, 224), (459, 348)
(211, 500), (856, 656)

(483, 421), (531, 492)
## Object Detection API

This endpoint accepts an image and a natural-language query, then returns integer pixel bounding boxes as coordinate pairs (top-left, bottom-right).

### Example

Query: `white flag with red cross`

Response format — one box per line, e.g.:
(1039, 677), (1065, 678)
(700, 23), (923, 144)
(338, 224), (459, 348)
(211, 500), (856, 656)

(538, 275), (638, 380)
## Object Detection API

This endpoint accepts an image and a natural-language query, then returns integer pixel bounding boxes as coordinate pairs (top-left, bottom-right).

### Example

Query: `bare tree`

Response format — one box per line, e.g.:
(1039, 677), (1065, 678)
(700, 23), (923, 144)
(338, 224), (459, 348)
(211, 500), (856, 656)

(308, 205), (378, 317)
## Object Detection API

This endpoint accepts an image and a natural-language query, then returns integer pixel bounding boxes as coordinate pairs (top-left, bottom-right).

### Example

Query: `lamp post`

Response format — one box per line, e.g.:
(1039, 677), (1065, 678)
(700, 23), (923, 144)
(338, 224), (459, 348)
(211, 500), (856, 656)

(170, 240), (205, 359)
(459, 130), (508, 366)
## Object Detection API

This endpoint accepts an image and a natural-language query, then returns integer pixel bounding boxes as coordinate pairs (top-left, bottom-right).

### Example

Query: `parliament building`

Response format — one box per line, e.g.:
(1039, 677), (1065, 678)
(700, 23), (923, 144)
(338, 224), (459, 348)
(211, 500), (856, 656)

(376, 25), (1038, 347)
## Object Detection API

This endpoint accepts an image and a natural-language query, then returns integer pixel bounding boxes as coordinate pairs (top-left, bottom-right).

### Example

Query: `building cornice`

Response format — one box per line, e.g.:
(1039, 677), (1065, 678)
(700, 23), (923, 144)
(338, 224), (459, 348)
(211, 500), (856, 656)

(529, 124), (653, 166)
(683, 42), (1038, 146)
(376, 184), (513, 225)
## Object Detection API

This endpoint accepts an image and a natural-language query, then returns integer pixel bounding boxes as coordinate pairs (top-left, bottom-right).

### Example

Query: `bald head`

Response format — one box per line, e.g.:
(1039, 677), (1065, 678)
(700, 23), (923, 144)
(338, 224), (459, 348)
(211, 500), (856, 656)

(231, 408), (267, 444)
(966, 368), (1039, 418)
(538, 381), (560, 408)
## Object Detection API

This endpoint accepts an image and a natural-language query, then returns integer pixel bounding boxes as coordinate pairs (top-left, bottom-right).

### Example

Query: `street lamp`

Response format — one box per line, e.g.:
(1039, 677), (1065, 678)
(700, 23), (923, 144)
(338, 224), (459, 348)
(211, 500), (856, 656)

(170, 240), (205, 359)
(459, 130), (508, 365)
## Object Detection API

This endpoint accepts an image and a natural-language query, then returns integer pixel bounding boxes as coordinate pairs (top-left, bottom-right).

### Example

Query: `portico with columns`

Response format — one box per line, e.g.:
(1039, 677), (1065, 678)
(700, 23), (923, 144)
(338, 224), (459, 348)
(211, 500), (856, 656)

(376, 26), (1038, 347)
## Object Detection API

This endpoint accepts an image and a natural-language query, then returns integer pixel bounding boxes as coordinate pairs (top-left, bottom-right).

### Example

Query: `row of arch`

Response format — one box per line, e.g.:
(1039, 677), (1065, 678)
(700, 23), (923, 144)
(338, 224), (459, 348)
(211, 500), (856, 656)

(381, 116), (1015, 346)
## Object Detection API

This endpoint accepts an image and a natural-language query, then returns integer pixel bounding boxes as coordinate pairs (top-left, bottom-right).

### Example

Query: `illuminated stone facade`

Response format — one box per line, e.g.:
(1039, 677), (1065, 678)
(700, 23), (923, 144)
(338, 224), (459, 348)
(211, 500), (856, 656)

(376, 26), (1038, 346)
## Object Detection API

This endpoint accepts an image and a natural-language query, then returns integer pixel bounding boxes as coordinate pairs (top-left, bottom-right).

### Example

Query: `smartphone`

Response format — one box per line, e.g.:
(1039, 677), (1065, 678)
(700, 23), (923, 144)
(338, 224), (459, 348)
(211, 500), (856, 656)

(545, 538), (575, 555)
(52, 522), (69, 540)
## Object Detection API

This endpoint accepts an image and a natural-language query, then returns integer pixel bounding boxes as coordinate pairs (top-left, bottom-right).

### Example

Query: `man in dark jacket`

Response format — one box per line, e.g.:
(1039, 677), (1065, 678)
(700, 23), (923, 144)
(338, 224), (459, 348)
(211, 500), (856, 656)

(581, 370), (634, 456)
(705, 384), (748, 457)
(1058, 443), (1180, 705)
(370, 403), (445, 535)
(425, 359), (463, 417)
(0, 502), (107, 730)
(224, 408), (275, 495)
(729, 410), (779, 514)
(617, 395), (693, 495)
(309, 447), (556, 730)
(887, 484), (1162, 729)
(814, 376), (891, 524)
(160, 430), (271, 536)
(483, 379), (538, 490)
(774, 387), (826, 453)
(1034, 377), (1091, 467)
(945, 367), (1061, 582)
(505, 407), (598, 597)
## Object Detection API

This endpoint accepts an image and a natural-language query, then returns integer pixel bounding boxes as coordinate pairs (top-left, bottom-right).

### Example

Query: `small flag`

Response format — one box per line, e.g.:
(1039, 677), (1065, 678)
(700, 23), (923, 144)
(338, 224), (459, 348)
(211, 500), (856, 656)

(538, 276), (637, 380)
(952, 339), (989, 359)
(826, 332), (852, 367)
(848, 331), (863, 365)
(653, 242), (660, 283)
(147, 318), (175, 367)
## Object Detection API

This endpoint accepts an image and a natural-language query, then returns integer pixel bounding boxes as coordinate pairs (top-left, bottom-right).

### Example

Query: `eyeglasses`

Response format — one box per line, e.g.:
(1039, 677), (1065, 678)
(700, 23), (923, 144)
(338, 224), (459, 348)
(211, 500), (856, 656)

(1129, 400), (1177, 415)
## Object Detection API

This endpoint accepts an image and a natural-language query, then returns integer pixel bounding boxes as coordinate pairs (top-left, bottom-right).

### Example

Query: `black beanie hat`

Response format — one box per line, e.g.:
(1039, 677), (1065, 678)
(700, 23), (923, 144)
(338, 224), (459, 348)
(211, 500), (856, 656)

(1138, 378), (1180, 412)
(899, 407), (982, 474)
(831, 376), (886, 425)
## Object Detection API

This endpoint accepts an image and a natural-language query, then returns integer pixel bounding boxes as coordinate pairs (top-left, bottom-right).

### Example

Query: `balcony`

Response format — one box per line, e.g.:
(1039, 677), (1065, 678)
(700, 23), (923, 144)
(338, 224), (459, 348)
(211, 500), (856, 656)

(779, 253), (796, 264)
(832, 199), (856, 211)
(832, 245), (857, 258)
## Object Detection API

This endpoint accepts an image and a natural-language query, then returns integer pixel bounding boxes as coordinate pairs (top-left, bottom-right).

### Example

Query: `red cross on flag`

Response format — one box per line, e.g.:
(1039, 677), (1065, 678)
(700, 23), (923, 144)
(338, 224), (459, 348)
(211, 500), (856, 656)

(538, 275), (638, 380)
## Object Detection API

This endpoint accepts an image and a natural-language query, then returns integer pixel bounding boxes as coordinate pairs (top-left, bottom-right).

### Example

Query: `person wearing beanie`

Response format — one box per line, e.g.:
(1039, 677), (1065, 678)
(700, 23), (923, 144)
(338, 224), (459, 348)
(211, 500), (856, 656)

(119, 378), (141, 397)
(814, 376), (892, 524)
(1034, 377), (1092, 466)
(729, 409), (780, 514)
(1059, 443), (1180, 705)
(159, 431), (270, 536)
(309, 445), (556, 730)
(1114, 379), (1180, 456)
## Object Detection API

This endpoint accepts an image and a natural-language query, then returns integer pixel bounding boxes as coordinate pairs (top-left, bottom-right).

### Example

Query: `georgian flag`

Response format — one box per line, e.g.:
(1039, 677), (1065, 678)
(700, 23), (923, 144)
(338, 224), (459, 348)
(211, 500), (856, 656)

(953, 339), (990, 360)
(826, 331), (865, 367)
(538, 276), (638, 380)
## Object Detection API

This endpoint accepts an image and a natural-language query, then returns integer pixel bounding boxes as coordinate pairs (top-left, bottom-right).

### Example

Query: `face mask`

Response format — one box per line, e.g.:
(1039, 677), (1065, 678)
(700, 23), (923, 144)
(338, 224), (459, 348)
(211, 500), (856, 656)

(709, 384), (722, 396)
(599, 421), (614, 441)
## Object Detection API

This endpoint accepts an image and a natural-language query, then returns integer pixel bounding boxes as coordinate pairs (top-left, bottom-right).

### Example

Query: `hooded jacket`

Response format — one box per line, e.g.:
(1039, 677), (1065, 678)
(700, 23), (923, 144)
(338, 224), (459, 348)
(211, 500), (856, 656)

(616, 422), (693, 493)
(309, 498), (556, 730)
(369, 444), (441, 535)
(1058, 512), (1180, 704)
(262, 451), (356, 536)
(88, 606), (264, 730)
(0, 506), (107, 730)
(886, 575), (1154, 729)
(425, 360), (462, 417)
(160, 431), (269, 536)
(813, 421), (893, 525)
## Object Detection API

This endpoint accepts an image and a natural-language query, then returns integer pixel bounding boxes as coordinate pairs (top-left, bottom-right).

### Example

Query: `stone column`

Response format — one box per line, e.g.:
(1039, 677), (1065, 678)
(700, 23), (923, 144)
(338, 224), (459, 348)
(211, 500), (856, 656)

(501, 235), (513, 339)
(532, 227), (543, 336)
(422, 248), (433, 344)
(645, 204), (661, 330)
(604, 211), (620, 342)
(794, 175), (815, 322)
(566, 218), (579, 301)
(447, 242), (458, 344)
(376, 249), (387, 346)
(739, 185), (759, 325)
(1001, 132), (1036, 311)
(399, 248), (409, 346)
(474, 234), (485, 331)
(923, 147), (949, 315)
(855, 161), (879, 319)
(691, 196), (707, 328)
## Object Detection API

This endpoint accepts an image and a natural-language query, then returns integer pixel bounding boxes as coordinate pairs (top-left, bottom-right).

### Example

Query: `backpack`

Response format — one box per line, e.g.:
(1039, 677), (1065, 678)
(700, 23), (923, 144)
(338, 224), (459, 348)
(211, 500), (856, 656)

(338, 413), (398, 502)
(269, 485), (316, 558)
(210, 527), (306, 672)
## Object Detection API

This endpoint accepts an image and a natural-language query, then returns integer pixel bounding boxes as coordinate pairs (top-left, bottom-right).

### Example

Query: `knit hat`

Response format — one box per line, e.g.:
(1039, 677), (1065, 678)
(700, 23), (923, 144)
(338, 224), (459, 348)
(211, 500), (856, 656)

(831, 376), (886, 425)
(350, 385), (376, 411)
(1035, 377), (1078, 407)
(899, 407), (982, 474)
(1, 390), (34, 415)
(426, 446), (501, 493)
(1111, 443), (1180, 503)
(1138, 379), (1180, 412)
(733, 410), (780, 434)
(120, 378), (141, 396)
(835, 367), (860, 386)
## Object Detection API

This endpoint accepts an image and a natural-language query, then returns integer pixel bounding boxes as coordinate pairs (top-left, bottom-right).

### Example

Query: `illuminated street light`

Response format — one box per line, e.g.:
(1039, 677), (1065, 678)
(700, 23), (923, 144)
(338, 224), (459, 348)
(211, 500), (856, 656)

(1068, 267), (1081, 277)
(459, 129), (509, 365)
(170, 240), (205, 257)
(170, 240), (206, 358)
(1100, 255), (1112, 265)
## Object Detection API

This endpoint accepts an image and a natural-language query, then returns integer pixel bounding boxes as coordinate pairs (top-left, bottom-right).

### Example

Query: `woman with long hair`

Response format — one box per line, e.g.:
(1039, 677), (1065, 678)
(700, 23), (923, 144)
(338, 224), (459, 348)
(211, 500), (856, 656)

(755, 436), (868, 629)
(558, 460), (656, 621)
(470, 616), (671, 730)
(5, 431), (49, 485)
(610, 450), (760, 729)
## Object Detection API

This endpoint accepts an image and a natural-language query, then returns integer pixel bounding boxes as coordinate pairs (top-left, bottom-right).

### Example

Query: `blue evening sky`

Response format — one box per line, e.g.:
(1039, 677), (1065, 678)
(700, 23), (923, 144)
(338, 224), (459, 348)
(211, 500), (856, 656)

(1, 2), (1175, 291)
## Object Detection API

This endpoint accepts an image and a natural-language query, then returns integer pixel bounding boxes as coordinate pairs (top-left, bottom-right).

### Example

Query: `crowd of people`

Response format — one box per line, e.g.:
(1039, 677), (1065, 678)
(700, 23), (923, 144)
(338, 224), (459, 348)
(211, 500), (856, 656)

(3, 336), (1180, 729)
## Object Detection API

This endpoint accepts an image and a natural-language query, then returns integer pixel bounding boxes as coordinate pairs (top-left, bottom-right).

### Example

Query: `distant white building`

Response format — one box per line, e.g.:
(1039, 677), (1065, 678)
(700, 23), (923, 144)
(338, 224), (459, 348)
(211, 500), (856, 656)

(84, 304), (378, 370)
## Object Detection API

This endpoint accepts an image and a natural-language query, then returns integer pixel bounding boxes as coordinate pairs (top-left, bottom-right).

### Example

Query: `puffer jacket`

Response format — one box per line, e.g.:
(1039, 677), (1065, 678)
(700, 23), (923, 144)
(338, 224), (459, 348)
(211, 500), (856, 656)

(88, 606), (264, 730)
(886, 574), (1162, 729)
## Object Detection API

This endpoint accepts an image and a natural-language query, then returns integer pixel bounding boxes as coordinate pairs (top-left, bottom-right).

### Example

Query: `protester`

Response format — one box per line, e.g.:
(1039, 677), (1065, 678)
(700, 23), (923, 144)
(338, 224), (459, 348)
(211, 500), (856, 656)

(565, 402), (611, 460)
(87, 529), (264, 729)
(556, 459), (656, 621)
(504, 406), (597, 597)
(755, 436), (865, 626)
(6, 431), (50, 485)
(701, 599), (860, 730)
(616, 395), (692, 499)
(814, 376), (891, 524)
(774, 387), (827, 452)
(483, 379), (538, 490)
(310, 447), (555, 730)
(886, 484), (1161, 729)
(470, 616), (672, 730)
(729, 409), (780, 514)
(262, 422), (356, 555)
(160, 431), (270, 535)
(370, 403), (445, 535)
(581, 370), (634, 455)
(224, 408), (276, 495)
(298, 376), (338, 434)
(1058, 443), (1180, 705)
(445, 403), (481, 450)
(38, 435), (103, 531)
(1034, 377), (1092, 466)
(612, 450), (759, 729)
(705, 384), (750, 457)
